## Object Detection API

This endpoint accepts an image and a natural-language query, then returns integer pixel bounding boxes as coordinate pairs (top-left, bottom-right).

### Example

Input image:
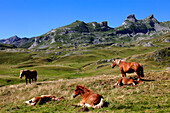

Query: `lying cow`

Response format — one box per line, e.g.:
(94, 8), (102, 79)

(115, 77), (144, 86)
(25, 95), (64, 106)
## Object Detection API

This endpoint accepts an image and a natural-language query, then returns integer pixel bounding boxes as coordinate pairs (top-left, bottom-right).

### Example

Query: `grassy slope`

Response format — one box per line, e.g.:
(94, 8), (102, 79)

(0, 45), (163, 86)
(0, 32), (169, 112)
(0, 71), (169, 113)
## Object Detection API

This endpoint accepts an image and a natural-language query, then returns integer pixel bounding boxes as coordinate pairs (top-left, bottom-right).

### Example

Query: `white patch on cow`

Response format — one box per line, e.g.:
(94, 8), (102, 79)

(115, 59), (121, 65)
(20, 71), (22, 78)
(31, 102), (36, 106)
(114, 82), (118, 86)
(93, 98), (104, 109)
(78, 103), (84, 106)
(41, 95), (50, 97)
(25, 101), (30, 104)
(85, 103), (91, 107)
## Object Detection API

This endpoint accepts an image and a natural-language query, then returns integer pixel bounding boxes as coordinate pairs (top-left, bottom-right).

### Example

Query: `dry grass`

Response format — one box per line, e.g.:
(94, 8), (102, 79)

(0, 70), (169, 112)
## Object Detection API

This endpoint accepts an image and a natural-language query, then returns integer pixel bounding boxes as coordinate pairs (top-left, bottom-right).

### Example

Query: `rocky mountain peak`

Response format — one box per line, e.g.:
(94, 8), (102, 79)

(9, 35), (20, 41)
(126, 14), (136, 19)
(123, 14), (137, 25)
(99, 21), (108, 27)
(144, 14), (159, 23)
(147, 14), (154, 19)
(71, 20), (86, 26)
(0, 35), (20, 44)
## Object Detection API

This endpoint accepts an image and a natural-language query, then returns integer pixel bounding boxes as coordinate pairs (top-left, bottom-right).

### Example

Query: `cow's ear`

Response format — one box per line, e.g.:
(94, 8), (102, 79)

(76, 85), (79, 89)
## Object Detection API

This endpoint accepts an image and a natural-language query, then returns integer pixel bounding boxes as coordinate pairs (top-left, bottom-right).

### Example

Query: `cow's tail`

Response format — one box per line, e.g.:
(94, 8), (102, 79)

(140, 64), (144, 77)
(93, 98), (104, 109)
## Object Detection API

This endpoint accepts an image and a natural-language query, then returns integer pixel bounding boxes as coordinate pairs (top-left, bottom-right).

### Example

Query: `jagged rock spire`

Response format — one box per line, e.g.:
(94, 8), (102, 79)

(146, 14), (154, 19)
(122, 14), (137, 25)
(99, 21), (108, 27)
(145, 14), (159, 24)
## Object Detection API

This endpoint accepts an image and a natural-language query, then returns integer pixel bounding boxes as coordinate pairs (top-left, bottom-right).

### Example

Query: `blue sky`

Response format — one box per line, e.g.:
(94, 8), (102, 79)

(0, 0), (170, 39)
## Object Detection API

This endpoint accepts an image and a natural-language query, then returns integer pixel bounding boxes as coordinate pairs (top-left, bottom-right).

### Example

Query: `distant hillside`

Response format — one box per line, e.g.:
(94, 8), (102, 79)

(0, 35), (34, 48)
(0, 43), (16, 50)
(0, 14), (169, 49)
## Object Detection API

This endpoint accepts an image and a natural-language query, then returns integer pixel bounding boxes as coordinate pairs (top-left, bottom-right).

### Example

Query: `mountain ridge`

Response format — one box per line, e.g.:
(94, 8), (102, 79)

(0, 14), (169, 49)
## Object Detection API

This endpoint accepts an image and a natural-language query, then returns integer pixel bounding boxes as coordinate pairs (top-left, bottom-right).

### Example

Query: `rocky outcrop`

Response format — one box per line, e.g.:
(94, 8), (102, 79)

(141, 42), (155, 47)
(145, 14), (159, 23)
(116, 14), (169, 38)
(122, 14), (137, 25)
(50, 38), (56, 44)
(99, 21), (108, 27)
(149, 47), (170, 64)
(164, 38), (170, 42)
(96, 59), (112, 65)
(28, 38), (39, 49)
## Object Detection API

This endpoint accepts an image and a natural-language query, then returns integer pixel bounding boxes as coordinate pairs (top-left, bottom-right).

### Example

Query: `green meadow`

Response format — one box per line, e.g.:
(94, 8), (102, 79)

(0, 32), (169, 112)
(0, 45), (164, 86)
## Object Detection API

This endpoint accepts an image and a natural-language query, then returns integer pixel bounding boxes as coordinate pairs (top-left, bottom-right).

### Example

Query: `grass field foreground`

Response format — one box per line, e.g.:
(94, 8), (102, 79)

(0, 70), (169, 112)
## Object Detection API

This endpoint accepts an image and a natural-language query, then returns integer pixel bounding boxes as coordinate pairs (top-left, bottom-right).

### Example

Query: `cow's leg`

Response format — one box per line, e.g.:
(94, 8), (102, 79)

(136, 71), (141, 81)
(120, 71), (124, 77)
(25, 78), (28, 84)
(29, 78), (31, 84)
(123, 73), (126, 77)
(121, 71), (126, 77)
(35, 76), (37, 82)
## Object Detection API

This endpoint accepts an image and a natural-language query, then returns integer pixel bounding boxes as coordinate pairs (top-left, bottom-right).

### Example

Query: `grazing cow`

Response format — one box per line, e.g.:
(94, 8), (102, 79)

(112, 59), (144, 80)
(20, 70), (37, 84)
